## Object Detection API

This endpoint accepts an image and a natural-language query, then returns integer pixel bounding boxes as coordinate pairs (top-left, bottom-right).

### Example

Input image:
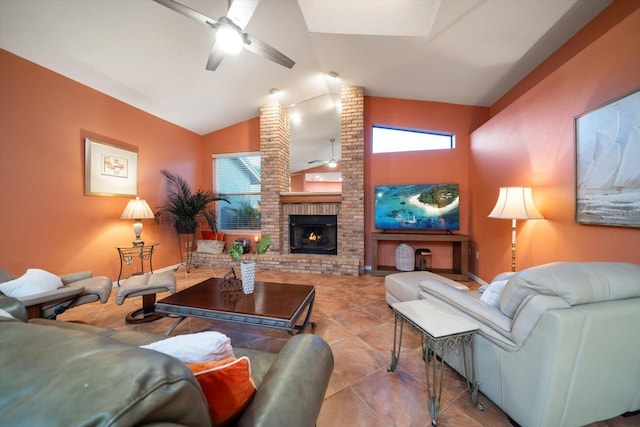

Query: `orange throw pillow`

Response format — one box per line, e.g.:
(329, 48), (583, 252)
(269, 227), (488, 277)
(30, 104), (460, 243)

(201, 230), (214, 240)
(188, 357), (257, 426)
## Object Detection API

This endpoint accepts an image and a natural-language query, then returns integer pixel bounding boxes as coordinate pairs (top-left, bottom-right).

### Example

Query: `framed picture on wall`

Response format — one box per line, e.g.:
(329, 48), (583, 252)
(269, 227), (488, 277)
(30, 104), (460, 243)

(575, 88), (640, 227)
(85, 137), (138, 197)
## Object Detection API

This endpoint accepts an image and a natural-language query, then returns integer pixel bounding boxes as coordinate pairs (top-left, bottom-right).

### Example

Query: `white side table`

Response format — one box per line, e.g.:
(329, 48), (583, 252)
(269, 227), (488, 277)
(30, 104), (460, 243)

(387, 299), (483, 426)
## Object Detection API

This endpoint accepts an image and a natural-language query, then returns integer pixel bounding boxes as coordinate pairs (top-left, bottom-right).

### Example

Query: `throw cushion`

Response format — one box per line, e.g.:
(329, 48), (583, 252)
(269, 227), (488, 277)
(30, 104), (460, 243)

(188, 357), (257, 426)
(480, 279), (508, 308)
(0, 268), (63, 298)
(140, 331), (234, 363)
(201, 230), (224, 240)
(197, 240), (225, 254)
(201, 230), (215, 240)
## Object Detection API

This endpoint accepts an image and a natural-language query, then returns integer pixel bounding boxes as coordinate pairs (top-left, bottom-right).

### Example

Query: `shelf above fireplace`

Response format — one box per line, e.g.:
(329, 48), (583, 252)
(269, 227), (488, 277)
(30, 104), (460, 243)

(280, 192), (342, 204)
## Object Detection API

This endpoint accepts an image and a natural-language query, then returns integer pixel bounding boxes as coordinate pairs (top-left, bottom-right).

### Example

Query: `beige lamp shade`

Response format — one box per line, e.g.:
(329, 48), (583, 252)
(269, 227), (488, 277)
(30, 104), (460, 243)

(121, 197), (154, 246)
(488, 187), (543, 220)
(121, 197), (154, 220)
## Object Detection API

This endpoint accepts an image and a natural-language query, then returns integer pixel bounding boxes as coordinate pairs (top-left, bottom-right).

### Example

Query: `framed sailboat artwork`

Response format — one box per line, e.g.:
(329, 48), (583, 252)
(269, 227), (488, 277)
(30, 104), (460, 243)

(575, 88), (640, 227)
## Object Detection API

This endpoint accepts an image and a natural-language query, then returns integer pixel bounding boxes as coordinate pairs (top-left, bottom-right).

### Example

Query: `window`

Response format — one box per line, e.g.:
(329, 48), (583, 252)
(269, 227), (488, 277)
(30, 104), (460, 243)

(372, 125), (454, 154)
(214, 153), (261, 231)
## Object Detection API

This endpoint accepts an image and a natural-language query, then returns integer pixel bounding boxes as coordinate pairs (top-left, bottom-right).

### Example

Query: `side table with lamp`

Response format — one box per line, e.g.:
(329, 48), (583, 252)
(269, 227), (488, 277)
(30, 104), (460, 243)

(118, 196), (157, 286)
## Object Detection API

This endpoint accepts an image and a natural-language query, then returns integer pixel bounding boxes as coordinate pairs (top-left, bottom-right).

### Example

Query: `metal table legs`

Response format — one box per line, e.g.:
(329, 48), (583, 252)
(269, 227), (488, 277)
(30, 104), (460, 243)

(388, 311), (483, 426)
(423, 332), (484, 425)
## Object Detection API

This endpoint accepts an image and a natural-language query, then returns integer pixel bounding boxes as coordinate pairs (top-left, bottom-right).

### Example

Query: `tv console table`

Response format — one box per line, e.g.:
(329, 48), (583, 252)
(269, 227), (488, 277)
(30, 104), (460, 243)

(371, 232), (469, 281)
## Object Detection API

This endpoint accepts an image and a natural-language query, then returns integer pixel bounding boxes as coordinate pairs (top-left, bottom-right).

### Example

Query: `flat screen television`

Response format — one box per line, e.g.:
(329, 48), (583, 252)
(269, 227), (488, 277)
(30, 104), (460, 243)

(374, 183), (460, 231)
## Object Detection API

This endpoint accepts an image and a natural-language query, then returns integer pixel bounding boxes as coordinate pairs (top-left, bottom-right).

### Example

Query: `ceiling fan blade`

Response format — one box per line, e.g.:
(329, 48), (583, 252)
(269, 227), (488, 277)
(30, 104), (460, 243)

(307, 160), (325, 164)
(153, 0), (219, 28)
(244, 33), (295, 69)
(226, 0), (260, 30)
(206, 43), (225, 71)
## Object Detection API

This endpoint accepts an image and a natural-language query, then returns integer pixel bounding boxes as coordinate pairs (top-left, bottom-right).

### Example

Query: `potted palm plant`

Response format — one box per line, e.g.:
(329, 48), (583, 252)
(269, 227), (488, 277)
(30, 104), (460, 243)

(155, 170), (227, 270)
(229, 235), (271, 294)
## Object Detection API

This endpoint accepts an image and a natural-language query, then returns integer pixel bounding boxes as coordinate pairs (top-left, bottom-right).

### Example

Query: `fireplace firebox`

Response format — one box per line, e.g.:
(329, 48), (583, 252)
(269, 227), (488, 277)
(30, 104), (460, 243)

(289, 215), (337, 255)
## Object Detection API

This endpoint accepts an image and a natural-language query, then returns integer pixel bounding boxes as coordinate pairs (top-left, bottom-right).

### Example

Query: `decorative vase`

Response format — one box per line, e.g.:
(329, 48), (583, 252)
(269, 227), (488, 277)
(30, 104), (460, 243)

(240, 261), (256, 294)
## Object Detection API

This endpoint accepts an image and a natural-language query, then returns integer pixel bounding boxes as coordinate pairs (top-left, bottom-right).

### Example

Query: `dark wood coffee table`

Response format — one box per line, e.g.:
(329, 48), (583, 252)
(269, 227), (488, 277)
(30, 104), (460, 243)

(155, 278), (316, 336)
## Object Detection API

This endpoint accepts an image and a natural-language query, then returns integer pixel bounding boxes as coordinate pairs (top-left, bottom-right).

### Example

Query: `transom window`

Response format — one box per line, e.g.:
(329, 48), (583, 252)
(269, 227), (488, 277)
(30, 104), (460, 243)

(213, 153), (261, 231)
(372, 125), (454, 154)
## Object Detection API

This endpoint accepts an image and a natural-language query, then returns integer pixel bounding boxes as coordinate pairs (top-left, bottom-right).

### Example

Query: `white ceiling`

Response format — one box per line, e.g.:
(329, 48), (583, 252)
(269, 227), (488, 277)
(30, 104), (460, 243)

(0, 0), (611, 172)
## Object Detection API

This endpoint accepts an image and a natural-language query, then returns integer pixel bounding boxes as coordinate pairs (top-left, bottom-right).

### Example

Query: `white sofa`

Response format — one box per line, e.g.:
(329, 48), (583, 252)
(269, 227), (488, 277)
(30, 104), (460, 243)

(385, 262), (640, 427)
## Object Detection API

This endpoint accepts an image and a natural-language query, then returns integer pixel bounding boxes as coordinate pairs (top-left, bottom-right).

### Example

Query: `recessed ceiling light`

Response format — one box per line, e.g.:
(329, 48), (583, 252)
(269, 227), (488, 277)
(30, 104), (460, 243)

(289, 112), (301, 124)
(327, 71), (339, 79)
(269, 88), (280, 96)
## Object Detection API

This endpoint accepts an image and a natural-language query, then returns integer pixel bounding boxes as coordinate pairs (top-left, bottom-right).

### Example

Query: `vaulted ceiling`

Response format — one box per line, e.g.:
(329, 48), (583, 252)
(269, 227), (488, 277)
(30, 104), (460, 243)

(0, 0), (611, 172)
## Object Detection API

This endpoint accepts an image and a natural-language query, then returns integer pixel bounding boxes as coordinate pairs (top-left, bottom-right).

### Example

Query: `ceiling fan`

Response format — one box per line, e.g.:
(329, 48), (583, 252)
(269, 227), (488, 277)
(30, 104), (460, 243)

(153, 0), (295, 71)
(308, 138), (338, 168)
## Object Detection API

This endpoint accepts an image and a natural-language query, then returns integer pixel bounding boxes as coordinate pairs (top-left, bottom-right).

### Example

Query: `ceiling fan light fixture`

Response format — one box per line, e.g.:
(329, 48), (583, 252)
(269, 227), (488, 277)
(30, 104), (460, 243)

(216, 19), (244, 54)
(327, 160), (337, 168)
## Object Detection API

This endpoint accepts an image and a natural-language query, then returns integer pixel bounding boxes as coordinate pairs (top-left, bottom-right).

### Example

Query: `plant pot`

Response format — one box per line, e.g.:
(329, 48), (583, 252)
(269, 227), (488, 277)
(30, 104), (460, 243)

(240, 261), (256, 294)
(175, 218), (198, 235)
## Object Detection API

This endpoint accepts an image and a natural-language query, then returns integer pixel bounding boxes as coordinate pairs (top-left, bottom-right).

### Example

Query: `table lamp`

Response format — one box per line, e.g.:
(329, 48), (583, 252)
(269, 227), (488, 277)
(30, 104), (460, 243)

(121, 197), (155, 246)
(488, 187), (543, 271)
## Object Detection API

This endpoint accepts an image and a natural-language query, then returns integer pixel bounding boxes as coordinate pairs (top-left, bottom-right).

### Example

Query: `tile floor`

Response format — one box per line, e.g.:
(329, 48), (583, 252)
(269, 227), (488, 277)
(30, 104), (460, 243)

(59, 268), (639, 427)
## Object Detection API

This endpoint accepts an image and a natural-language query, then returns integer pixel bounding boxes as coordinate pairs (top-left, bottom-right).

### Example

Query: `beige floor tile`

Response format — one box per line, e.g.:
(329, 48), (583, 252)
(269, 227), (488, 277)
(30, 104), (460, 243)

(317, 387), (386, 427)
(332, 306), (387, 335)
(331, 334), (390, 385)
(352, 367), (432, 426)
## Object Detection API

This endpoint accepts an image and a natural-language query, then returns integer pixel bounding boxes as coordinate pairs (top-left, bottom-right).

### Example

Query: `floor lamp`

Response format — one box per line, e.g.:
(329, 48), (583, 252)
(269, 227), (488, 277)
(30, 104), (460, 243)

(488, 187), (543, 272)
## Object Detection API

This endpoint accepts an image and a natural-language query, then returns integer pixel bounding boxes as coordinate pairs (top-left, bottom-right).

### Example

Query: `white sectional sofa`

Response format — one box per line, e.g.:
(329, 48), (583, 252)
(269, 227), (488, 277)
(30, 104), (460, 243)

(385, 262), (640, 427)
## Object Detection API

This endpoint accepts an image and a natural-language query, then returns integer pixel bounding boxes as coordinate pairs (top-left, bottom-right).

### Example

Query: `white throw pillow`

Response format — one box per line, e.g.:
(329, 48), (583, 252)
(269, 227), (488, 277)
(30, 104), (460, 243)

(0, 268), (63, 298)
(480, 279), (508, 308)
(140, 331), (234, 363)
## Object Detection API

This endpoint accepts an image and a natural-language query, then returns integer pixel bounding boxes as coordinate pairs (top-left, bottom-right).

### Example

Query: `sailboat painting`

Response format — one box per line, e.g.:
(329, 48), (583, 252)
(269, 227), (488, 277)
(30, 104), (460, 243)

(575, 88), (640, 227)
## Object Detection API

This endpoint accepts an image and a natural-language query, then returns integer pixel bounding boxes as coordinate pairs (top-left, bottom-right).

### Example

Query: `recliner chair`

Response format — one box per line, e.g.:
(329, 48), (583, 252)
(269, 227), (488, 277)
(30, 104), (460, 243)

(0, 268), (112, 319)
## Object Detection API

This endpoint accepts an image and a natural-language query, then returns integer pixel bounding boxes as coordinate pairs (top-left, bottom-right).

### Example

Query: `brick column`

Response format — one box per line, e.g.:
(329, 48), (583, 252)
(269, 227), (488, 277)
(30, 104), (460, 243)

(340, 86), (365, 272)
(259, 101), (289, 253)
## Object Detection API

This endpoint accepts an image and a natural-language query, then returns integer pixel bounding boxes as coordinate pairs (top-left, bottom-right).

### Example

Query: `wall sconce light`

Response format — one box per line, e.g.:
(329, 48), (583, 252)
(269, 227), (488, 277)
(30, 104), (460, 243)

(488, 187), (543, 271)
(121, 197), (155, 246)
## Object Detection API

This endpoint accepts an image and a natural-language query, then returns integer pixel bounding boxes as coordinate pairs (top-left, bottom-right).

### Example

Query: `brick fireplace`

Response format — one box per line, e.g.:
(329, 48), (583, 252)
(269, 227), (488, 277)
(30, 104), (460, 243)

(193, 86), (364, 276)
(258, 86), (365, 275)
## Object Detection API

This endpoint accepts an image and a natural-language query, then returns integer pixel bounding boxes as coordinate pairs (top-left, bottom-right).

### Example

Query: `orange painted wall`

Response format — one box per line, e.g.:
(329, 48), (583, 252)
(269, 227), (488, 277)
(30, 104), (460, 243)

(290, 162), (343, 192)
(0, 50), (203, 280)
(303, 180), (342, 193)
(469, 2), (640, 282)
(364, 97), (489, 268)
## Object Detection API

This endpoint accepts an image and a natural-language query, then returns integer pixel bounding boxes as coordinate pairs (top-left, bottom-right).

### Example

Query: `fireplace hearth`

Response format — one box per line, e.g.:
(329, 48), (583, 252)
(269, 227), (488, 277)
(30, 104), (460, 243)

(289, 215), (337, 255)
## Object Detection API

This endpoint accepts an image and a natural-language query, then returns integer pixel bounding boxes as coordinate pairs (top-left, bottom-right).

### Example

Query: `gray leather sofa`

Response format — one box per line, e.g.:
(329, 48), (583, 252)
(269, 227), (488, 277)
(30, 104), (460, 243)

(0, 297), (333, 427)
(387, 262), (640, 427)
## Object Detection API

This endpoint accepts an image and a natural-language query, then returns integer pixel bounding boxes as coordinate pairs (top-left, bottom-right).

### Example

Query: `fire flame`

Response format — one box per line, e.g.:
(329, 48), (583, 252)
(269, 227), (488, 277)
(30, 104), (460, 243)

(308, 232), (319, 241)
